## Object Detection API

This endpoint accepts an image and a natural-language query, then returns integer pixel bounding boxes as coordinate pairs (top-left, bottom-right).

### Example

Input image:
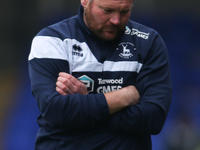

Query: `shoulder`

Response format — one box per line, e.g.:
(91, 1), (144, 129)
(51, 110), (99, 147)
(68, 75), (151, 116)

(124, 20), (168, 63)
(125, 20), (166, 49)
(28, 16), (79, 61)
(125, 20), (160, 40)
(36, 15), (79, 40)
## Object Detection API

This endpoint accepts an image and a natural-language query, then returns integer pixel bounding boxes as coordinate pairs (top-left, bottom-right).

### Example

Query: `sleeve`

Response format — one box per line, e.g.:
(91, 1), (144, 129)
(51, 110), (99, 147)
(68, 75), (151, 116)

(109, 32), (172, 135)
(28, 35), (110, 130)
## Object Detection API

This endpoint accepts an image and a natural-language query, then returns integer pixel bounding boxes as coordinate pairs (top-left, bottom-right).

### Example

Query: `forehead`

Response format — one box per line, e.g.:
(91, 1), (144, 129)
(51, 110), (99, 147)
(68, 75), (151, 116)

(93, 0), (133, 8)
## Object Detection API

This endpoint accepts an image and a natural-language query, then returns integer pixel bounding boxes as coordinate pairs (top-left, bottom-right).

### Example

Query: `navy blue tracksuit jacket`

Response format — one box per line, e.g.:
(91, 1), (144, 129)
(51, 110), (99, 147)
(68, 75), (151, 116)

(28, 6), (172, 150)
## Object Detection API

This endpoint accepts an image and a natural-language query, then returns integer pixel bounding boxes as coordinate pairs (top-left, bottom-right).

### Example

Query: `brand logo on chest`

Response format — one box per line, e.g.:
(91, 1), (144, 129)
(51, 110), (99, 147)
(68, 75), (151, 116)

(72, 44), (83, 57)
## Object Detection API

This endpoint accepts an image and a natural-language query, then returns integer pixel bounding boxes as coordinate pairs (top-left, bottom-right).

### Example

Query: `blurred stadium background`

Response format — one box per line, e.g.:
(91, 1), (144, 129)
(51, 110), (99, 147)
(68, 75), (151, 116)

(0, 0), (200, 149)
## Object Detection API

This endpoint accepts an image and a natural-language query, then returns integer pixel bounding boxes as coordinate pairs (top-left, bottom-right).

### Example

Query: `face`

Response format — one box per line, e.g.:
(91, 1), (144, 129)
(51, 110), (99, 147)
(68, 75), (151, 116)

(81, 0), (133, 41)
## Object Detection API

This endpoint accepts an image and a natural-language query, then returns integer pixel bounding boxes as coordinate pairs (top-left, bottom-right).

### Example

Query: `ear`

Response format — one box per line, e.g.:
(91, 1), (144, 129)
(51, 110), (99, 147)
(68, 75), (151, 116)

(81, 0), (89, 7)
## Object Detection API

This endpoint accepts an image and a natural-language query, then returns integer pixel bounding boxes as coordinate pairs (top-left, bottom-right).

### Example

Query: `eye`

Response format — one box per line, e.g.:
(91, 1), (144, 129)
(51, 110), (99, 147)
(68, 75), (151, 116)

(120, 10), (129, 15)
(104, 9), (113, 14)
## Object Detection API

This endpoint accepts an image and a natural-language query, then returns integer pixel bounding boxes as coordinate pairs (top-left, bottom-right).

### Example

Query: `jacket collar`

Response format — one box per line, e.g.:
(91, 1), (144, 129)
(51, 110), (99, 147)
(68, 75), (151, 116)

(77, 5), (94, 36)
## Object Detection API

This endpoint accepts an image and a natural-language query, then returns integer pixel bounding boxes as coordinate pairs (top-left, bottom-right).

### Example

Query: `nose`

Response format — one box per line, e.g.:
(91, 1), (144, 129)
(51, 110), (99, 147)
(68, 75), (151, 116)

(110, 13), (120, 25)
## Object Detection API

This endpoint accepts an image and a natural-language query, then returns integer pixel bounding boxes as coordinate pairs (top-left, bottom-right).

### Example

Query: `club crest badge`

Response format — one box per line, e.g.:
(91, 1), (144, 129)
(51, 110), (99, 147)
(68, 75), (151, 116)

(117, 42), (135, 59)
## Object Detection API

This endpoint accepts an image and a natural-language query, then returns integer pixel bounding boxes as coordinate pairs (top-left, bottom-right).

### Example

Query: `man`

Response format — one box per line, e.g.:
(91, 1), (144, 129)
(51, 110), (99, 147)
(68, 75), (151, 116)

(28, 0), (172, 149)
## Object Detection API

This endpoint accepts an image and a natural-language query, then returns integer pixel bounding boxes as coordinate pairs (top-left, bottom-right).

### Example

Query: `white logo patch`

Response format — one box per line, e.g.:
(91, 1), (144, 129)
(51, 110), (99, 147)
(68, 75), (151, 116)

(97, 77), (123, 93)
(117, 42), (135, 59)
(125, 26), (150, 39)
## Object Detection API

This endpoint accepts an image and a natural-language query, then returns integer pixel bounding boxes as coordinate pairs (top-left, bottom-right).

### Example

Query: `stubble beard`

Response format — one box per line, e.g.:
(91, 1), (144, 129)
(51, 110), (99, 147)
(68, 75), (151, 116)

(83, 6), (124, 41)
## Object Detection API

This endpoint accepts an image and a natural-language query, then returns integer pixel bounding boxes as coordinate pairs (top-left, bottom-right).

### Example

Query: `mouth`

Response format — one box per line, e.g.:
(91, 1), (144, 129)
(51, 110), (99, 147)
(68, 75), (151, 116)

(105, 28), (118, 33)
